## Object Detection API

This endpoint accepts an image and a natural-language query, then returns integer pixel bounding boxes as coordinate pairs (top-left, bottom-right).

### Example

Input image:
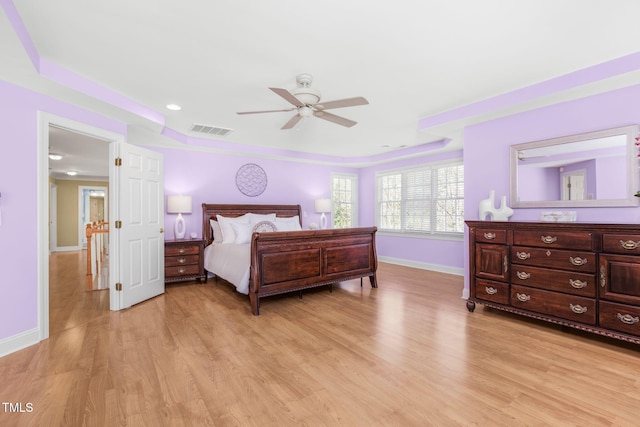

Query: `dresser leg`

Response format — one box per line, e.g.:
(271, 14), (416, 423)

(466, 300), (476, 312)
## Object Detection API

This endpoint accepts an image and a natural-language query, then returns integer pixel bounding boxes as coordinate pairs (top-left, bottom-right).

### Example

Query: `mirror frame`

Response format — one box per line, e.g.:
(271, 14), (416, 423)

(510, 125), (640, 208)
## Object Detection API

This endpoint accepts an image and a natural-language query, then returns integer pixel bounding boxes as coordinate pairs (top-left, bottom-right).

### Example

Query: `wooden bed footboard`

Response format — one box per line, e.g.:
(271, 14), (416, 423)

(249, 227), (378, 315)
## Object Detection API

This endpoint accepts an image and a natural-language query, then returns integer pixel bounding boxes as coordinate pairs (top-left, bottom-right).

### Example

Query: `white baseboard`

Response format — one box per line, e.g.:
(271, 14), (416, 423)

(378, 256), (464, 276)
(0, 328), (40, 358)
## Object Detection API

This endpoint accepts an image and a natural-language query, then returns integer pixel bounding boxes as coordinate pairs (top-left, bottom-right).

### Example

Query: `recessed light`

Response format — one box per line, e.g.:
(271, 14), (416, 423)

(49, 153), (63, 160)
(66, 171), (78, 176)
(166, 104), (182, 111)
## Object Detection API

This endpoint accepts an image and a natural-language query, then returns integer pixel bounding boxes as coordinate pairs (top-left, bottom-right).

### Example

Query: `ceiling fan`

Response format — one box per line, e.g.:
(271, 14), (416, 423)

(237, 73), (368, 129)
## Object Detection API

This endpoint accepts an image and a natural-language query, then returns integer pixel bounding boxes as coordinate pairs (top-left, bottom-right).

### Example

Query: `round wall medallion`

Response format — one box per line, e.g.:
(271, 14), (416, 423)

(252, 221), (278, 233)
(235, 163), (268, 197)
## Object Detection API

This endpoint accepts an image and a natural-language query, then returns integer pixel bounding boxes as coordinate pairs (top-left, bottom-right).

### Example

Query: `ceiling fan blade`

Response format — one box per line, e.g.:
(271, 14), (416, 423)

(314, 96), (368, 110)
(281, 114), (302, 130)
(269, 87), (304, 108)
(237, 108), (295, 115)
(313, 111), (357, 127)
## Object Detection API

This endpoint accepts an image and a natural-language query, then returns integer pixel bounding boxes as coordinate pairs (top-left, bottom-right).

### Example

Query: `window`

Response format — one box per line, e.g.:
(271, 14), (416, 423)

(376, 160), (464, 236)
(331, 173), (358, 228)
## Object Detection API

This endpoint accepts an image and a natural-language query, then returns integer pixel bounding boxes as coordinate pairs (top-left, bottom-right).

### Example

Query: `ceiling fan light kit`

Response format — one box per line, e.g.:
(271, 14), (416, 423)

(237, 73), (368, 129)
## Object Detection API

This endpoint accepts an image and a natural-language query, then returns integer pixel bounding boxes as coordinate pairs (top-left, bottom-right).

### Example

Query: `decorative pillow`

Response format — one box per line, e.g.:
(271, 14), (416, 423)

(247, 212), (277, 224)
(274, 215), (302, 231)
(209, 219), (223, 243)
(252, 220), (278, 233)
(231, 222), (254, 244)
(216, 214), (250, 244)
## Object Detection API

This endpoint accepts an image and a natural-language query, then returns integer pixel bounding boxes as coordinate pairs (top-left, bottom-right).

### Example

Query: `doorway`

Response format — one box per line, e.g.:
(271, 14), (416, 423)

(38, 112), (125, 340)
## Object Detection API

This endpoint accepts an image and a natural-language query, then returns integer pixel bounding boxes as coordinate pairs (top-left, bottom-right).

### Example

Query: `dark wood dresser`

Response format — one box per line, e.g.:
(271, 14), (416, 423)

(466, 221), (640, 345)
(164, 239), (207, 283)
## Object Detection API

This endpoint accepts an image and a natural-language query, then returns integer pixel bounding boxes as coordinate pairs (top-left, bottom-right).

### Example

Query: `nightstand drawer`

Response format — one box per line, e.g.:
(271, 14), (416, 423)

(165, 254), (199, 267)
(166, 264), (201, 278)
(166, 245), (200, 257)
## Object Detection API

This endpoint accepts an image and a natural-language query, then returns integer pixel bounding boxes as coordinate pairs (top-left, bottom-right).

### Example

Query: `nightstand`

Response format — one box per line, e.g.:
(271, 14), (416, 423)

(165, 239), (207, 283)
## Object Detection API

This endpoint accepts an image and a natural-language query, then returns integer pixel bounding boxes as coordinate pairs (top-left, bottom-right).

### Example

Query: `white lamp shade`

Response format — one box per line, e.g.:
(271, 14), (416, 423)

(314, 198), (332, 213)
(167, 195), (192, 214)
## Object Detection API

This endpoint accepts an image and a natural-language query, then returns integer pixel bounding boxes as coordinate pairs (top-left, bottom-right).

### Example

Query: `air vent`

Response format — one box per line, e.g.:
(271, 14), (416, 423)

(189, 124), (233, 136)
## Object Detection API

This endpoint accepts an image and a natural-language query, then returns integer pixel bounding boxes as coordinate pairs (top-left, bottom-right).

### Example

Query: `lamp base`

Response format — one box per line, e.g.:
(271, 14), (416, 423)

(320, 212), (327, 229)
(174, 213), (186, 239)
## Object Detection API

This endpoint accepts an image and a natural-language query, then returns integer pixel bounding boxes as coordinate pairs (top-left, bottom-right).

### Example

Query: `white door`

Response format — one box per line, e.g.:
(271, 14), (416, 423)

(112, 142), (165, 309)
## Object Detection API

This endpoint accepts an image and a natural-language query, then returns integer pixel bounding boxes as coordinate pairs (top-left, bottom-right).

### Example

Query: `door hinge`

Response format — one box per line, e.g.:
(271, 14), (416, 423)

(115, 282), (122, 291)
(115, 157), (122, 166)
(115, 220), (122, 229)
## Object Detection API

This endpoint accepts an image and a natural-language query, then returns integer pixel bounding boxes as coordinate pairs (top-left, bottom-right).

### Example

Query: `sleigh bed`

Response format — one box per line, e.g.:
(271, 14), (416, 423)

(202, 203), (378, 315)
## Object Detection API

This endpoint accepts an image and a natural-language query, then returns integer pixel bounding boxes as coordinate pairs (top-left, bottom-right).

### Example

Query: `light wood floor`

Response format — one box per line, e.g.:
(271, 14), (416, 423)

(1, 252), (639, 426)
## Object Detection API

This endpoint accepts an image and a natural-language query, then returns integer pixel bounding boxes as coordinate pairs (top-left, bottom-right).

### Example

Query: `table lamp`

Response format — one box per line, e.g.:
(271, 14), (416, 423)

(167, 195), (192, 239)
(314, 198), (332, 229)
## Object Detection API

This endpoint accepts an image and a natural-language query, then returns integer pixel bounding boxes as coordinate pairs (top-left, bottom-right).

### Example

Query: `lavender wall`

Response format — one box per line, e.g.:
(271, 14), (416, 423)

(359, 149), (465, 272)
(156, 146), (359, 238)
(0, 80), (126, 342)
(463, 84), (640, 293)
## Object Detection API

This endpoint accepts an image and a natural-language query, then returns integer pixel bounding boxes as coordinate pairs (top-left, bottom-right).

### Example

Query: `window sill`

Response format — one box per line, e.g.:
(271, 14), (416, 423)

(378, 230), (463, 242)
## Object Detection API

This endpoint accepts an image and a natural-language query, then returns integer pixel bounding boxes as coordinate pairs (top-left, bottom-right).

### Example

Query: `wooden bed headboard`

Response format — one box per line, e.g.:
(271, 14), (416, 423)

(201, 203), (302, 245)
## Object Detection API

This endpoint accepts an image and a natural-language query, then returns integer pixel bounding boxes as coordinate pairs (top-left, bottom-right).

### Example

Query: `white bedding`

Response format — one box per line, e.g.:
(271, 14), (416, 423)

(204, 242), (251, 294)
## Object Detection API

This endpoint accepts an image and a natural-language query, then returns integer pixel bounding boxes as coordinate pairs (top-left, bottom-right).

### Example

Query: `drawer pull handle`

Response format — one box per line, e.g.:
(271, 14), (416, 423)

(541, 235), (557, 244)
(178, 248), (186, 254)
(485, 286), (498, 295)
(569, 304), (588, 314)
(516, 271), (530, 280)
(503, 255), (508, 273)
(617, 313), (640, 325)
(178, 268), (186, 274)
(600, 265), (606, 288)
(484, 232), (496, 240)
(516, 293), (530, 302)
(569, 257), (587, 266)
(516, 251), (530, 260)
(569, 279), (587, 289)
(619, 240), (640, 250)
(178, 258), (186, 264)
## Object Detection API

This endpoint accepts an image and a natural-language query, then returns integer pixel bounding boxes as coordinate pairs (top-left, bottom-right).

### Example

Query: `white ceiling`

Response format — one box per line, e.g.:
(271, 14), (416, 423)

(4, 0), (640, 164)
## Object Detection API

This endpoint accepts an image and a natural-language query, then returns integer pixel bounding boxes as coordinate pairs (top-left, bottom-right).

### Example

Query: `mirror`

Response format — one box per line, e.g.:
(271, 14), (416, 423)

(510, 125), (639, 208)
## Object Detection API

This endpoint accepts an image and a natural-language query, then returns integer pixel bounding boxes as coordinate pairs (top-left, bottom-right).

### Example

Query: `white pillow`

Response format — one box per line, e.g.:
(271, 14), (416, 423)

(216, 214), (250, 244)
(274, 215), (302, 231)
(231, 222), (254, 244)
(209, 219), (223, 243)
(247, 212), (277, 224)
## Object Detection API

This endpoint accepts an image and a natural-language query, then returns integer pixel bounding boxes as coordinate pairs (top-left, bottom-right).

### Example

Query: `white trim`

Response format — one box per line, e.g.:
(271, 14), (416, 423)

(38, 112), (125, 343)
(379, 255), (463, 276)
(0, 328), (40, 358)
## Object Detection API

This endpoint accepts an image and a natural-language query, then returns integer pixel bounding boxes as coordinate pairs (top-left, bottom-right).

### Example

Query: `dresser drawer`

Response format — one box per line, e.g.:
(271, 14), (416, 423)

(165, 254), (200, 267)
(511, 246), (596, 273)
(475, 279), (509, 304)
(475, 229), (507, 244)
(513, 230), (593, 250)
(511, 285), (596, 325)
(166, 264), (201, 278)
(166, 244), (200, 256)
(511, 265), (595, 297)
(603, 233), (640, 255)
(599, 301), (640, 337)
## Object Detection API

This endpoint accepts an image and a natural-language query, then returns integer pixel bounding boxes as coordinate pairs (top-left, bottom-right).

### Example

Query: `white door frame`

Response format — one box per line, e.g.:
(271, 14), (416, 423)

(37, 112), (125, 341)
